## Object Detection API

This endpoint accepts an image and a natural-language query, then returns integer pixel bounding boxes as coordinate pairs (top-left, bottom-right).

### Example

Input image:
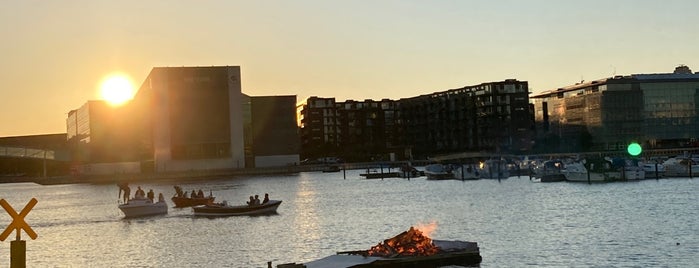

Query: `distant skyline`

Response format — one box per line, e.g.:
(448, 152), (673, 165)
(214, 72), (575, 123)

(2, 0), (698, 137)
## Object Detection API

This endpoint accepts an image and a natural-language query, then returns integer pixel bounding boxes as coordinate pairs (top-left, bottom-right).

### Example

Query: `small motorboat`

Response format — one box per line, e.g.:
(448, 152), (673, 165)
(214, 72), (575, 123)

(172, 196), (215, 208)
(192, 200), (282, 216)
(118, 196), (168, 218)
(171, 186), (215, 207)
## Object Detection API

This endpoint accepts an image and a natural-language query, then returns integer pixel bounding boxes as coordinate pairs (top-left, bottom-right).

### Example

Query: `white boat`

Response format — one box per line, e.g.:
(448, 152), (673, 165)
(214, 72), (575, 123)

(451, 164), (479, 180)
(662, 157), (699, 177)
(477, 159), (510, 179)
(562, 159), (621, 182)
(640, 160), (665, 178)
(118, 196), (168, 218)
(423, 164), (455, 180)
(533, 159), (566, 182)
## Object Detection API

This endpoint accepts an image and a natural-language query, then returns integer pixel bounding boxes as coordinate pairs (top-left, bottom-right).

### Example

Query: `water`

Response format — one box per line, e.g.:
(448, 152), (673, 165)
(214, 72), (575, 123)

(1, 170), (697, 267)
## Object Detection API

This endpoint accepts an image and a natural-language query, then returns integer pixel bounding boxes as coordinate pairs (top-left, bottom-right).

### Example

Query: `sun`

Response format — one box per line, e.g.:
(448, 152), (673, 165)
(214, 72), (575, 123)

(99, 74), (135, 106)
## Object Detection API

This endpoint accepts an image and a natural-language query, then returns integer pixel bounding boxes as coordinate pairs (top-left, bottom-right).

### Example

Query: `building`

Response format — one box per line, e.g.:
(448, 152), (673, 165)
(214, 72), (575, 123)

(531, 65), (699, 152)
(299, 97), (400, 162)
(66, 100), (142, 174)
(248, 95), (300, 167)
(399, 79), (532, 158)
(66, 66), (301, 175)
(299, 79), (533, 161)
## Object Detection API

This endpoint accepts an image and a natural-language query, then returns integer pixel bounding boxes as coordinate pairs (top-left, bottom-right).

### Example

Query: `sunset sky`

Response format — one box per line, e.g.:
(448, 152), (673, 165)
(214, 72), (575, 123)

(2, 0), (698, 137)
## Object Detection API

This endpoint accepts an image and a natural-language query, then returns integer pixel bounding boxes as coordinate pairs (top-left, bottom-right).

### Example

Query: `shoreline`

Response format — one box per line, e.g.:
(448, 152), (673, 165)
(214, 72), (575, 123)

(0, 161), (428, 185)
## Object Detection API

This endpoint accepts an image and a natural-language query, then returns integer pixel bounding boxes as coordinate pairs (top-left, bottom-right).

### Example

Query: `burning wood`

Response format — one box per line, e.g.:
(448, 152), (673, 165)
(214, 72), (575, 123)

(366, 226), (440, 257)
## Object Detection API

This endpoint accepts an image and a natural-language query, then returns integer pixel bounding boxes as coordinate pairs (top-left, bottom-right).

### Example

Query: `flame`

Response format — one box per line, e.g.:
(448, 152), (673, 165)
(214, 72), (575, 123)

(414, 221), (437, 238)
(367, 225), (441, 257)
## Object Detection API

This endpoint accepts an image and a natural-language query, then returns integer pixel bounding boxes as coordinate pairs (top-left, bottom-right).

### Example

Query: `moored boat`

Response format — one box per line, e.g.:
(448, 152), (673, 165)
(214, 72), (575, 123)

(192, 200), (282, 216)
(118, 196), (168, 218)
(562, 158), (621, 182)
(424, 164), (455, 180)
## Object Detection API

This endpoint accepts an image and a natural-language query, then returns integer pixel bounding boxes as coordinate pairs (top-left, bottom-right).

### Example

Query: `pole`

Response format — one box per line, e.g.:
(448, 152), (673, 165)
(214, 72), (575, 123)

(587, 163), (591, 184)
(655, 163), (659, 180)
(342, 165), (346, 180)
(11, 240), (26, 268)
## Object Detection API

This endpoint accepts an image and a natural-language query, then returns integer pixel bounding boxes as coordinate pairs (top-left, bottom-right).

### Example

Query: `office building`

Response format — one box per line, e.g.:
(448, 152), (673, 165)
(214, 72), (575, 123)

(531, 65), (699, 152)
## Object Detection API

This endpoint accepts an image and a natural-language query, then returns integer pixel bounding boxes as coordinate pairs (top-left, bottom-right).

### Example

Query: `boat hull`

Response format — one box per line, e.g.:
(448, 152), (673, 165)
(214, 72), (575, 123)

(193, 200), (282, 216)
(119, 200), (168, 218)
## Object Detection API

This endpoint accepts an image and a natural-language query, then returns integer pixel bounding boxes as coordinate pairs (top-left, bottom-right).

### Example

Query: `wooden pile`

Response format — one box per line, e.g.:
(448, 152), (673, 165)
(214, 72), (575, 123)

(366, 227), (440, 257)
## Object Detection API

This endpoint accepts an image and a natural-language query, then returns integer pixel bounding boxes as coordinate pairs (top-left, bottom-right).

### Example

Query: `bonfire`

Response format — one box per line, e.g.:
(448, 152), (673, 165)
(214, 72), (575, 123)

(366, 226), (440, 257)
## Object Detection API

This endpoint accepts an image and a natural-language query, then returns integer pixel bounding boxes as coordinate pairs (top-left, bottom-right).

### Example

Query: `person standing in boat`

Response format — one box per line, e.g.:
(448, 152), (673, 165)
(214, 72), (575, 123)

(118, 183), (131, 203)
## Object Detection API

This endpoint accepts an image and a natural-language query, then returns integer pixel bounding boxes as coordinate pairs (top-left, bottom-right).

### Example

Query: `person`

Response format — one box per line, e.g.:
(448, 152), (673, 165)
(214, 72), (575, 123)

(183, 191), (189, 198)
(253, 195), (261, 205)
(135, 186), (145, 199)
(121, 185), (131, 203)
(197, 189), (204, 198)
(147, 189), (155, 202)
(158, 193), (165, 203)
(262, 193), (269, 204)
(247, 196), (255, 206)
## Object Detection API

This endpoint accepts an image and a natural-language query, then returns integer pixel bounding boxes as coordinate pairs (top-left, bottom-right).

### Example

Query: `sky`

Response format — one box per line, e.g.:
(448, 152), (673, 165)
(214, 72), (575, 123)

(2, 0), (699, 137)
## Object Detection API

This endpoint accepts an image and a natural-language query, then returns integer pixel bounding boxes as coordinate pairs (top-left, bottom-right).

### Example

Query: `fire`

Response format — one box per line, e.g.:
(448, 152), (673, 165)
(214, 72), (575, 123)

(367, 226), (440, 257)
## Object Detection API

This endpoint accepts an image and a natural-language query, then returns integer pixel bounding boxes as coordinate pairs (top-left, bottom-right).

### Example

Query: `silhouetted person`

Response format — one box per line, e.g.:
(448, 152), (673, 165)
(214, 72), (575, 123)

(263, 193), (269, 204)
(247, 196), (255, 206)
(147, 189), (155, 202)
(135, 186), (145, 198)
(254, 195), (261, 205)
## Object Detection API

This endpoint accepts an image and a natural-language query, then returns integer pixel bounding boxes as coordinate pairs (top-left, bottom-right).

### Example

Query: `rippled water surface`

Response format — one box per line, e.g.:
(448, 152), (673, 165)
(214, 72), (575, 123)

(1, 170), (697, 267)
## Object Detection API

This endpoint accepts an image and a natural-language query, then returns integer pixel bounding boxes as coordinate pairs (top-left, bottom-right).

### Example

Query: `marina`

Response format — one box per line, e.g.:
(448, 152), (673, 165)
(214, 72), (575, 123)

(0, 169), (697, 267)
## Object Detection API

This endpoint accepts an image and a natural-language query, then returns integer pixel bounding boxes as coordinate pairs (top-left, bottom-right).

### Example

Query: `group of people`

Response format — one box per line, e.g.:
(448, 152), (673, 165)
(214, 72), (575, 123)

(246, 193), (270, 206)
(118, 183), (164, 203)
(174, 186), (207, 199)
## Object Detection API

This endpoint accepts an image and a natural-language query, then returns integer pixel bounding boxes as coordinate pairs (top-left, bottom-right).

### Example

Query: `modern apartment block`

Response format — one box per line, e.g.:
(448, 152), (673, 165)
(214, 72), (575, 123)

(299, 79), (533, 161)
(399, 79), (532, 157)
(531, 65), (699, 152)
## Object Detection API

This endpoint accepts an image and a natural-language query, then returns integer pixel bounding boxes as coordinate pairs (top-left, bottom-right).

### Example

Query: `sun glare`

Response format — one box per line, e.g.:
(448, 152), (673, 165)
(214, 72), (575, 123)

(100, 74), (135, 106)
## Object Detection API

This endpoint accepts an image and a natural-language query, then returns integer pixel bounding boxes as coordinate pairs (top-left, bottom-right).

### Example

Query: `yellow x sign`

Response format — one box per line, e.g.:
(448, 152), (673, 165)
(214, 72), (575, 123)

(0, 198), (38, 241)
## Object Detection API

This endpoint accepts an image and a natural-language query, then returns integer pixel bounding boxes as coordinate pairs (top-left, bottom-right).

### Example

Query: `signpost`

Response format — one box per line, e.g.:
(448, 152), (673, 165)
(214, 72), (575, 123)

(1, 198), (38, 268)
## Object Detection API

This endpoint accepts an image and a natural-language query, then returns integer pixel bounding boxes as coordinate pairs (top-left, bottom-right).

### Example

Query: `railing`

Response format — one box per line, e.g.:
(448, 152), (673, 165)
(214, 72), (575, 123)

(0, 146), (56, 160)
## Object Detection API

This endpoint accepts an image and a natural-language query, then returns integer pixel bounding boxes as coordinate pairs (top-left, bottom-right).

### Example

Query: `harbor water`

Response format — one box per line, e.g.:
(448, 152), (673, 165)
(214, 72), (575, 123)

(0, 170), (697, 267)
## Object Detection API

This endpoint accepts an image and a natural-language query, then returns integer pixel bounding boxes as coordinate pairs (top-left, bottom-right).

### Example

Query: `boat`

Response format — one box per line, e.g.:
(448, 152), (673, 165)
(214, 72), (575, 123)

(662, 156), (699, 177)
(171, 195), (215, 208)
(192, 200), (282, 216)
(562, 158), (621, 182)
(321, 165), (342, 173)
(118, 195), (168, 218)
(451, 164), (480, 180)
(171, 186), (215, 207)
(641, 159), (665, 178)
(477, 159), (510, 179)
(533, 159), (566, 182)
(423, 164), (455, 180)
(616, 158), (645, 180)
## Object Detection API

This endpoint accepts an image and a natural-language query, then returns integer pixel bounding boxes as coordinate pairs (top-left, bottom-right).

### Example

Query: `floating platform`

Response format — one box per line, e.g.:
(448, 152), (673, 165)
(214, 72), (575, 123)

(277, 240), (481, 268)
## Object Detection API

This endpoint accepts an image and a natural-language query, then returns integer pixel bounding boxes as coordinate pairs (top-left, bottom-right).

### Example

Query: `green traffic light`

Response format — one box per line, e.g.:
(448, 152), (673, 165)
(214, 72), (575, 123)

(627, 142), (642, 156)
